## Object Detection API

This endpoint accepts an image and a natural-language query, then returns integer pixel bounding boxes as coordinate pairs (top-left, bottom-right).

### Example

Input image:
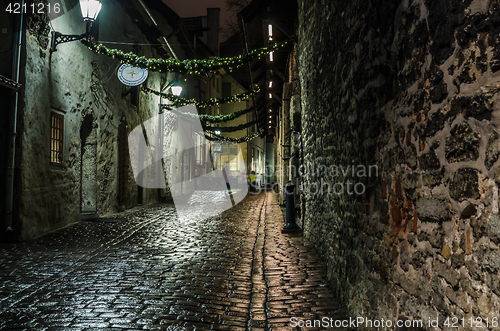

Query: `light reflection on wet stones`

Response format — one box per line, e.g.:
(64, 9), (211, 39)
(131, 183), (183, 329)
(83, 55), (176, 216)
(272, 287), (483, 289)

(0, 193), (343, 330)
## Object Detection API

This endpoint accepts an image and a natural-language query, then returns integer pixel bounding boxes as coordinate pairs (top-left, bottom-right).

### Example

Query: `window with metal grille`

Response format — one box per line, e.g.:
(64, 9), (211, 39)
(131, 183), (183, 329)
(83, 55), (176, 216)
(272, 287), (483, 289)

(50, 112), (64, 164)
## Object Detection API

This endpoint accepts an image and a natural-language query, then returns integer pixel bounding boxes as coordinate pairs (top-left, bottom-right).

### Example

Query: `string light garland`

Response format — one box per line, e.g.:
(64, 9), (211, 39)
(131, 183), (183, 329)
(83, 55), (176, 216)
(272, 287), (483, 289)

(171, 104), (261, 123)
(204, 129), (264, 143)
(82, 40), (290, 75)
(150, 86), (260, 108)
(203, 118), (261, 133)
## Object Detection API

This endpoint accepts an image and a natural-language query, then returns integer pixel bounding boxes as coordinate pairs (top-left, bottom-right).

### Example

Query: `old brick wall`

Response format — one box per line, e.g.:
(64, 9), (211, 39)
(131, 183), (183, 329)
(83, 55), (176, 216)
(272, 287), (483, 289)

(298, 0), (500, 326)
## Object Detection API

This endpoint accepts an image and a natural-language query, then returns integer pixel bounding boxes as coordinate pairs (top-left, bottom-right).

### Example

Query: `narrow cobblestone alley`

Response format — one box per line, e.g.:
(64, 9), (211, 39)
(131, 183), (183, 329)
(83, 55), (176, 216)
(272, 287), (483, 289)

(0, 192), (346, 331)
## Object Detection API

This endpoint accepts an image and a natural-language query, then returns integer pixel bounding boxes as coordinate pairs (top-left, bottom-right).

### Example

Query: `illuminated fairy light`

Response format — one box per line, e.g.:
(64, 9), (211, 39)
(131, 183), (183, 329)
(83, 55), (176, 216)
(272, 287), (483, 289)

(204, 118), (260, 133)
(168, 104), (260, 123)
(145, 86), (260, 108)
(83, 39), (289, 75)
(204, 128), (264, 143)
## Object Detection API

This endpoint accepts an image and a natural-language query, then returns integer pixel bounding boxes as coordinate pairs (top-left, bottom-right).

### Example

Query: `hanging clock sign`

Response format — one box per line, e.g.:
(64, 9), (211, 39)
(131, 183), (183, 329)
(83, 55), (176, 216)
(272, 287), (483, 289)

(117, 64), (148, 86)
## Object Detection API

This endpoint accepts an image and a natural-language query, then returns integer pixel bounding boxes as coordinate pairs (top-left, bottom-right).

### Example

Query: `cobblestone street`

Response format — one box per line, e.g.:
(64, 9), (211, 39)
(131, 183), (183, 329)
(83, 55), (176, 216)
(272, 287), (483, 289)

(0, 192), (346, 331)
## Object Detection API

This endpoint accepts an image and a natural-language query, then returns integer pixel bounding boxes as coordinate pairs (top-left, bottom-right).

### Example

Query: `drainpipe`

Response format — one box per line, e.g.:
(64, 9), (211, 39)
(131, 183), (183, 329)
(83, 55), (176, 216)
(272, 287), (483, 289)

(4, 0), (24, 240)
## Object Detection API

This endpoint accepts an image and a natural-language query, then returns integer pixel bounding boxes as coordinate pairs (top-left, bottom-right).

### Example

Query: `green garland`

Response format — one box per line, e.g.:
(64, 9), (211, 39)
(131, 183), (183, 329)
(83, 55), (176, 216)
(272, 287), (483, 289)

(149, 86), (260, 108)
(205, 128), (264, 143)
(171, 104), (260, 123)
(82, 40), (290, 75)
(200, 104), (259, 123)
(203, 117), (260, 133)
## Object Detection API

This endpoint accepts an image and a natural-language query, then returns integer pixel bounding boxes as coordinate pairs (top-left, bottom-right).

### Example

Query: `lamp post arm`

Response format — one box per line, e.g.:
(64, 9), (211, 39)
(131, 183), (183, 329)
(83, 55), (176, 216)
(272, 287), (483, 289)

(50, 21), (93, 52)
(51, 31), (86, 50)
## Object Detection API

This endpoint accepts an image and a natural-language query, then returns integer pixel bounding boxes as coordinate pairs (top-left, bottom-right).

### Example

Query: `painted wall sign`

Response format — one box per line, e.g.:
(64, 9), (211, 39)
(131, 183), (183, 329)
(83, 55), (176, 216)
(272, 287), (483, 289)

(117, 64), (148, 86)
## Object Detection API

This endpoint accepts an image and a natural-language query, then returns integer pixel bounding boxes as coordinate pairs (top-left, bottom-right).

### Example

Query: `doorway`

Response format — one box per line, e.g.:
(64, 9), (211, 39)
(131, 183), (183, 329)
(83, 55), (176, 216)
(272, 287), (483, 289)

(80, 114), (98, 218)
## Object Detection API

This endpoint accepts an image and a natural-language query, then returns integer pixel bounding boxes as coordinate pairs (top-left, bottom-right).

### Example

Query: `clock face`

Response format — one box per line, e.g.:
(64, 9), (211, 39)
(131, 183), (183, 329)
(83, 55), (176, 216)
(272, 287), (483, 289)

(117, 64), (148, 86)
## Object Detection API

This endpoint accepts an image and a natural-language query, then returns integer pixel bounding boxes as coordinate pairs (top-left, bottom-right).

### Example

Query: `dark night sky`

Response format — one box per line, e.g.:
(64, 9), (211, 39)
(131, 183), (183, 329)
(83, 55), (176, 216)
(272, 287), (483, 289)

(162, 0), (233, 40)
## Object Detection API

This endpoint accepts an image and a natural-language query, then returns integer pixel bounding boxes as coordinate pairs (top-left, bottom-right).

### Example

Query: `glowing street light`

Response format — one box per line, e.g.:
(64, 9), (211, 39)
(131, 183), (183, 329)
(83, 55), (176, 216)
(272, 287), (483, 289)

(80, 0), (102, 21)
(51, 0), (103, 51)
(171, 85), (182, 96)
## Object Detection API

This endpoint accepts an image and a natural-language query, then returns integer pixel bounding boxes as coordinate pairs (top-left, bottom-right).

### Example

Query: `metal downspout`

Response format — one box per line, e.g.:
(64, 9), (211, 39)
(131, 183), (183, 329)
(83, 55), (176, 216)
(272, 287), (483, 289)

(4, 0), (24, 240)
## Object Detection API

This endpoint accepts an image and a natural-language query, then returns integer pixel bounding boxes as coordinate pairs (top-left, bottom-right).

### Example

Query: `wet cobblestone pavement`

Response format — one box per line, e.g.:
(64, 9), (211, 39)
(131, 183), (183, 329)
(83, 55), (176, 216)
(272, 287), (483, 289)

(0, 192), (346, 330)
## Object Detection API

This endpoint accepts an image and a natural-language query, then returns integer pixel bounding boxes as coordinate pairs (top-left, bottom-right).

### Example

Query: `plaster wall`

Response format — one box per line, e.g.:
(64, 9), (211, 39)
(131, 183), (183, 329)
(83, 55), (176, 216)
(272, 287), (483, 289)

(17, 0), (170, 239)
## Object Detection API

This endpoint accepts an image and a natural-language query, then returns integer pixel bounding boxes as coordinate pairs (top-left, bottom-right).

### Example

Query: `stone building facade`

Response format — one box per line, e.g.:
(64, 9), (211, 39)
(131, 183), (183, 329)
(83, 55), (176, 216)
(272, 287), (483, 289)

(296, 0), (500, 327)
(276, 42), (301, 206)
(13, 1), (170, 239)
(2, 0), (216, 240)
(235, 0), (296, 190)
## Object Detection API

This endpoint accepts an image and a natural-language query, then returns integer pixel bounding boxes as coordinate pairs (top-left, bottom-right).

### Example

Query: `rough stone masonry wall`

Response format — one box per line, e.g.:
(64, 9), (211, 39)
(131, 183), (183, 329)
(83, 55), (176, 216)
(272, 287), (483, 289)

(298, 0), (500, 327)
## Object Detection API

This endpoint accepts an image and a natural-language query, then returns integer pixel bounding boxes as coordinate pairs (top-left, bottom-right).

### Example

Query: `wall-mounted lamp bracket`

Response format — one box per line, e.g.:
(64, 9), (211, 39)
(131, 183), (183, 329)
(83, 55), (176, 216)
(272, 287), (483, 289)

(50, 31), (87, 52)
(50, 17), (96, 52)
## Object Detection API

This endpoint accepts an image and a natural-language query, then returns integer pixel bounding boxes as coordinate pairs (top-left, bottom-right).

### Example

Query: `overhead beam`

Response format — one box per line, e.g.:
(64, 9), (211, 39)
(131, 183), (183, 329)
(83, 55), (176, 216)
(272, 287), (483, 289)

(269, 68), (286, 81)
(272, 92), (282, 103)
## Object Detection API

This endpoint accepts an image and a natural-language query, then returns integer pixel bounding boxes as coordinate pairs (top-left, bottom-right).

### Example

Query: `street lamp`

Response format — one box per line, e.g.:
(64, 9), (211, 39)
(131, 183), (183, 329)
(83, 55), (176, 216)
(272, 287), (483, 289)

(160, 80), (183, 110)
(80, 0), (102, 21)
(51, 0), (102, 52)
(164, 79), (182, 96)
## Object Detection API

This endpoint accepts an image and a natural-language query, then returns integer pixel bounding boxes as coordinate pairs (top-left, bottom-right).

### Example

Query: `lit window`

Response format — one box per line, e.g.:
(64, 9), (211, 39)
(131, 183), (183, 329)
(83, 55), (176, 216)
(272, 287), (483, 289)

(270, 51), (274, 62)
(221, 155), (229, 170)
(269, 109), (272, 112)
(219, 146), (239, 171)
(268, 93), (272, 99)
(50, 112), (64, 164)
(269, 121), (271, 123)
(269, 81), (273, 88)
(268, 24), (273, 37)
(230, 155), (238, 170)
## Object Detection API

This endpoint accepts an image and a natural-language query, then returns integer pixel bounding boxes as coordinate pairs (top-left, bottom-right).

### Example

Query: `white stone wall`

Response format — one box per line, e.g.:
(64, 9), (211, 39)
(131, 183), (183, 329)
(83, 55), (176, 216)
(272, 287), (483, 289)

(17, 0), (176, 239)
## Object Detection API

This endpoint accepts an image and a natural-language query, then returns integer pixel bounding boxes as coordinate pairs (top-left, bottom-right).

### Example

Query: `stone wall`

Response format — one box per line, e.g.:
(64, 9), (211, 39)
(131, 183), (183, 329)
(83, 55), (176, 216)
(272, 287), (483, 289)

(298, 0), (500, 327)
